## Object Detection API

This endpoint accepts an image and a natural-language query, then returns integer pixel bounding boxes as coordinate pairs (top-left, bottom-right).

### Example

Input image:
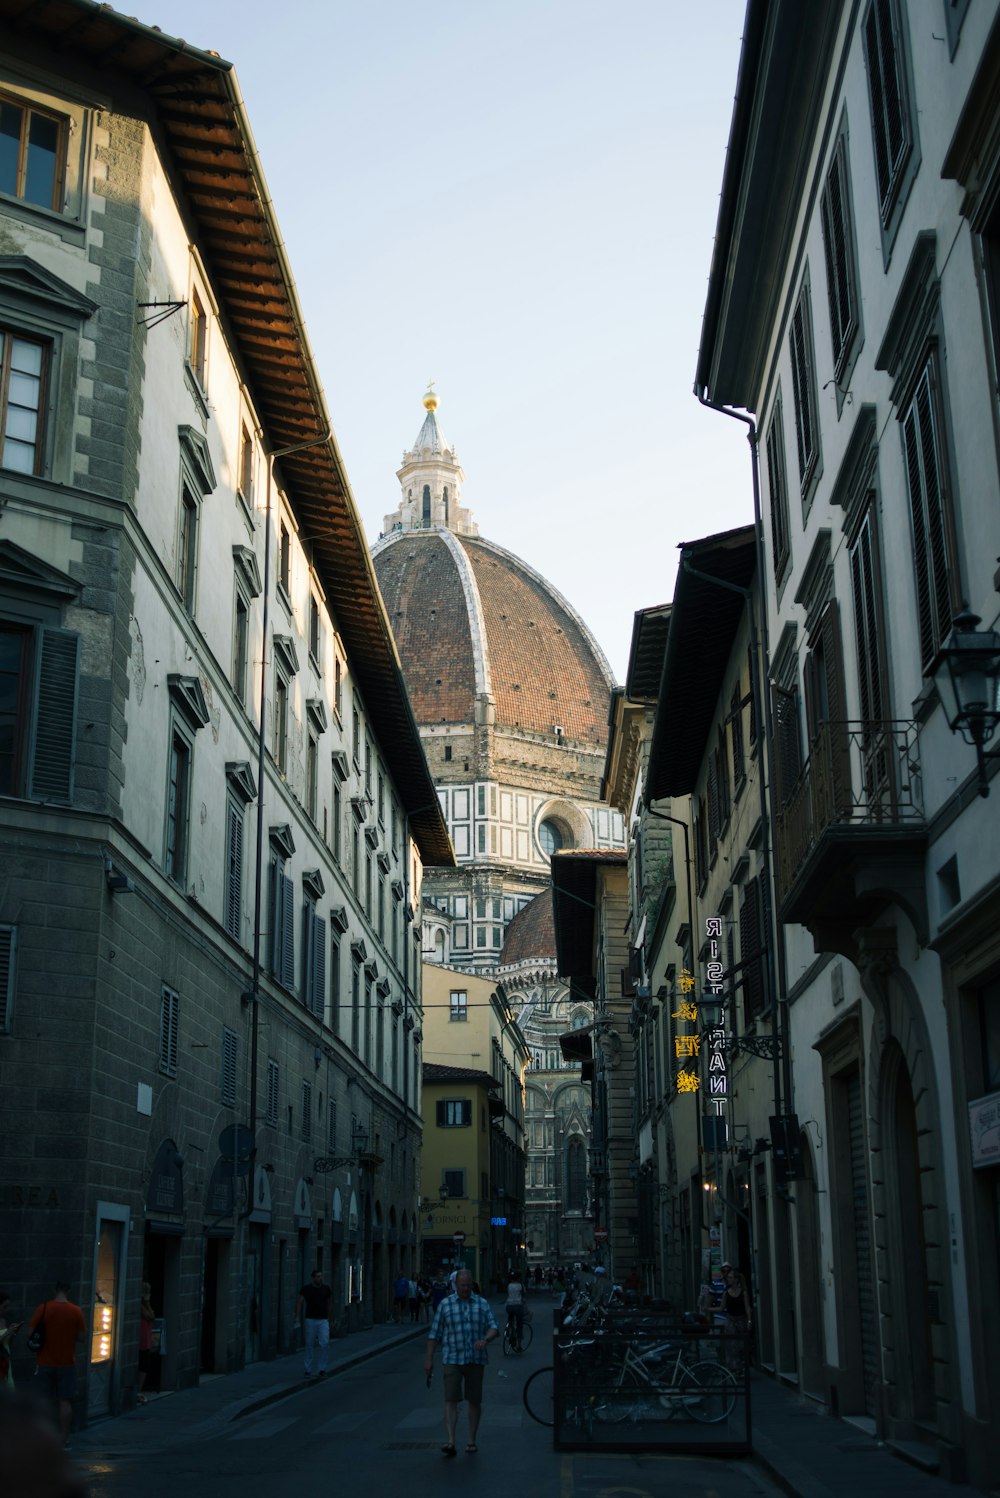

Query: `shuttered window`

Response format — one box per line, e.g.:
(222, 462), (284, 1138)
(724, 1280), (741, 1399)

(902, 358), (958, 670)
(159, 987), (179, 1076)
(804, 600), (852, 817)
(790, 283), (820, 495)
(328, 1097), (337, 1150)
(269, 854), (295, 989)
(301, 1080), (312, 1141)
(266, 1058), (279, 1127)
(739, 878), (765, 1024)
(765, 404), (790, 581)
(351, 959), (361, 1052)
(863, 0), (910, 221)
(221, 1026), (238, 1106)
(0, 622), (79, 802)
(165, 726), (192, 884)
(772, 683), (803, 808)
(731, 682), (745, 790)
(0, 925), (16, 1031)
(302, 903), (326, 1019)
(224, 798), (244, 941)
(820, 133), (859, 380)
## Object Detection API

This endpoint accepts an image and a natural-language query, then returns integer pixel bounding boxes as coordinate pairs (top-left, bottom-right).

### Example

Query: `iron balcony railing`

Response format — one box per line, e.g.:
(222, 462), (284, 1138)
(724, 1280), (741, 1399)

(775, 719), (924, 901)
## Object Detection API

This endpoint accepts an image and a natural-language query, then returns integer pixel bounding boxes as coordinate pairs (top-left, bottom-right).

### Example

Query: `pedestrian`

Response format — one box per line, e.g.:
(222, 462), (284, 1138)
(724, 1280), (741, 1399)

(504, 1271), (525, 1348)
(424, 1267), (498, 1457)
(293, 1268), (332, 1379)
(392, 1271), (409, 1323)
(417, 1276), (432, 1322)
(136, 1283), (155, 1404)
(1, 1388), (87, 1498)
(721, 1265), (752, 1370)
(0, 1292), (21, 1390)
(28, 1280), (85, 1447)
(408, 1275), (420, 1323)
(430, 1271), (449, 1310)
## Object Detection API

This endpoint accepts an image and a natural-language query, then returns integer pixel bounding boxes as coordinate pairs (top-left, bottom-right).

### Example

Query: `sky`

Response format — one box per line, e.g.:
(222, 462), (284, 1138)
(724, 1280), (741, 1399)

(127, 0), (751, 681)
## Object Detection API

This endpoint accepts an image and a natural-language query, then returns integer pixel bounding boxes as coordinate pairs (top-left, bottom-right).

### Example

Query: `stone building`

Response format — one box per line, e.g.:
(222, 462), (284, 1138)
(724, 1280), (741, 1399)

(0, 1), (450, 1420)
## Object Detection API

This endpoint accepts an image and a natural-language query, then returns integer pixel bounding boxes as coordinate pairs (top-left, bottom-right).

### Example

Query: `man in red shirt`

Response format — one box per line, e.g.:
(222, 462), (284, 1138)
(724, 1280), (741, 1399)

(29, 1282), (86, 1446)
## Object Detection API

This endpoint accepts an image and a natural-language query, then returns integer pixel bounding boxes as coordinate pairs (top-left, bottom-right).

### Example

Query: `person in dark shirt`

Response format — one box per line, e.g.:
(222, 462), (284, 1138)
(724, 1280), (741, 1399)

(294, 1270), (332, 1378)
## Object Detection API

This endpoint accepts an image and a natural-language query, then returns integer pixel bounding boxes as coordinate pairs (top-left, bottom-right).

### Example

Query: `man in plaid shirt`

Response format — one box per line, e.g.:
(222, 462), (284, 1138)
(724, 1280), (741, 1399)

(424, 1268), (498, 1456)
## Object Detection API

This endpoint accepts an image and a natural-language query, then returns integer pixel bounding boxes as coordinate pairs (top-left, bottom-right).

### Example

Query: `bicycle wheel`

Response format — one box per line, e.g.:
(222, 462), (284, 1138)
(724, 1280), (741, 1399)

(503, 1323), (518, 1356)
(523, 1366), (554, 1426)
(518, 1320), (533, 1351)
(686, 1360), (737, 1423)
(591, 1363), (645, 1423)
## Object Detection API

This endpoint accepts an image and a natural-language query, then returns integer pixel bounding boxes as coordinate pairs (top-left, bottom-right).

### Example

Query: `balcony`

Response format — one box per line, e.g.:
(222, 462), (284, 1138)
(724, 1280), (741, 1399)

(775, 721), (927, 955)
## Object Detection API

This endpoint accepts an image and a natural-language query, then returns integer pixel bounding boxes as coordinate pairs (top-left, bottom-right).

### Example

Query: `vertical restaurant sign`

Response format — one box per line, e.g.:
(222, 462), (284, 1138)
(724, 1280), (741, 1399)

(672, 966), (700, 1093)
(704, 916), (728, 1115)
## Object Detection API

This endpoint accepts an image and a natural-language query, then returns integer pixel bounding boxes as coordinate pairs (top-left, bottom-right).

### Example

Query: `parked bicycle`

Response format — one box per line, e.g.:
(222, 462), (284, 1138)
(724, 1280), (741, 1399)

(523, 1336), (736, 1428)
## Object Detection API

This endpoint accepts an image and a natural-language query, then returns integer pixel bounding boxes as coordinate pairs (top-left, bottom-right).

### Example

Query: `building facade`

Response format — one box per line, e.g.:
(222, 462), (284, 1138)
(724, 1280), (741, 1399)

(693, 1), (1000, 1484)
(0, 1), (451, 1420)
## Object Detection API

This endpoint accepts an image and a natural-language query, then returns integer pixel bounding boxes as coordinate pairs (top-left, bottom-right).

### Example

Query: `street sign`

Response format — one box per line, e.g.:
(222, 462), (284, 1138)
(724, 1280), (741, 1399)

(452, 1231), (466, 1243)
(594, 1228), (609, 1242)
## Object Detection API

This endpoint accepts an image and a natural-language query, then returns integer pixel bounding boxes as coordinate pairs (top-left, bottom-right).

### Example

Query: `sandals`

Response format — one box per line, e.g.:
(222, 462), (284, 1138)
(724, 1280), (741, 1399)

(465, 1443), (478, 1453)
(441, 1444), (457, 1458)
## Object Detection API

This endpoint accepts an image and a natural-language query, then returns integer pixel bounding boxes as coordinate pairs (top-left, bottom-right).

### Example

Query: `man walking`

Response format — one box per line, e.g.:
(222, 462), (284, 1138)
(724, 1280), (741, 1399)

(28, 1280), (85, 1446)
(424, 1268), (498, 1457)
(293, 1268), (332, 1378)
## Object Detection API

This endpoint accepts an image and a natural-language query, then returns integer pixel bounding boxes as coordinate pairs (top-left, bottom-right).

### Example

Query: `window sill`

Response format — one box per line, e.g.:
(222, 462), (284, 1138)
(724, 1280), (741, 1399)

(236, 489), (255, 535)
(183, 362), (209, 423)
(0, 190), (85, 246)
(276, 581), (293, 619)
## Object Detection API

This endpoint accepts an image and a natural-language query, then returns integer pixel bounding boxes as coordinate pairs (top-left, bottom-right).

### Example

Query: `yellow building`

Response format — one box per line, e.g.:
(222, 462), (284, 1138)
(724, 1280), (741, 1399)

(420, 967), (528, 1285)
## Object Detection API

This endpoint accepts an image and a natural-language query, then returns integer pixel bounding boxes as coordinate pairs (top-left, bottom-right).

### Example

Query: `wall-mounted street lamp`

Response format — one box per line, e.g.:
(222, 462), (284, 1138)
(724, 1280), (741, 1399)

(313, 1122), (371, 1174)
(931, 606), (1000, 797)
(419, 1184), (451, 1212)
(696, 994), (784, 1060)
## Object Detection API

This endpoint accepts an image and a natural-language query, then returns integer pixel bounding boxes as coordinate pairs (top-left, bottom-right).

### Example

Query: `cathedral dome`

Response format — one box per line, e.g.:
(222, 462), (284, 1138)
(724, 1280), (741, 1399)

(373, 529), (613, 745)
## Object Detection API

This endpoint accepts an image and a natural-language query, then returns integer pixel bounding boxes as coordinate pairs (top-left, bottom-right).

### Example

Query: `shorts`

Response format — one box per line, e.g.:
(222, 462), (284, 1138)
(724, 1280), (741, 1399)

(442, 1363), (485, 1404)
(36, 1365), (77, 1401)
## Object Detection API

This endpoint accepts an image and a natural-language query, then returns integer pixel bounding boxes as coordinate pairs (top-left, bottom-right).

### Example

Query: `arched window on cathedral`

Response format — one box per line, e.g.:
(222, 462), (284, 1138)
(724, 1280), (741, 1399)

(443, 486), (449, 525)
(422, 485), (431, 526)
(565, 1136), (586, 1211)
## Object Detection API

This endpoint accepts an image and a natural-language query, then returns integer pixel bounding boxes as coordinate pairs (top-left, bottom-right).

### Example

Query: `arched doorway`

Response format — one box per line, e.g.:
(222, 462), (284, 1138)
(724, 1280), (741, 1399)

(795, 1132), (825, 1397)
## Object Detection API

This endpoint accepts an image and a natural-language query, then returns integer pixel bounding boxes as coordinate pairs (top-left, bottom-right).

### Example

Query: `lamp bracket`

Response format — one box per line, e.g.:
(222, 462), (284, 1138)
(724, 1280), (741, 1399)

(714, 1034), (785, 1060)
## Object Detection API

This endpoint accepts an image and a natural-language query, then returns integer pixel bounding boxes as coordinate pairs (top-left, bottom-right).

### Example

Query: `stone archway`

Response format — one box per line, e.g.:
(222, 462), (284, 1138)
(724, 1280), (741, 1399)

(863, 960), (956, 1445)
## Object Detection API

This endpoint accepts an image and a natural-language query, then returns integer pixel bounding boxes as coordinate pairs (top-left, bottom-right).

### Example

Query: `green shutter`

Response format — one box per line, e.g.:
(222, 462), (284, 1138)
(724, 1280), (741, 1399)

(29, 628), (79, 802)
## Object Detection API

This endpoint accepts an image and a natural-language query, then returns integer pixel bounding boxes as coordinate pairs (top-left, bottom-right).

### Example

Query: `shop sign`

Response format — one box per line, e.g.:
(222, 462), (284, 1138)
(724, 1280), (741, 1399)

(490, 1216), (507, 1226)
(969, 1092), (1000, 1169)
(703, 916), (729, 1116)
(147, 1140), (184, 1215)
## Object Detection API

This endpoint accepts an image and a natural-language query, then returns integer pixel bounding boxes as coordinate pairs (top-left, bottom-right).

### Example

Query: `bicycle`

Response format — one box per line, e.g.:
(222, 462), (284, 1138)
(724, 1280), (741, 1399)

(591, 1338), (737, 1424)
(503, 1311), (533, 1355)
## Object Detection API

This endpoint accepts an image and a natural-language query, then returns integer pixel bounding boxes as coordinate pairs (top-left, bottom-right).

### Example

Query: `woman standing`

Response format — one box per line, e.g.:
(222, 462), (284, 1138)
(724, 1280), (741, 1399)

(137, 1283), (156, 1404)
(0, 1292), (21, 1389)
(721, 1265), (752, 1370)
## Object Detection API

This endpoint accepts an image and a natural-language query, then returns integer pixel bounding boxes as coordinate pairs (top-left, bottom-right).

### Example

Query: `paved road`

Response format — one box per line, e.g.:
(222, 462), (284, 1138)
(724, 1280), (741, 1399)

(78, 1331), (783, 1498)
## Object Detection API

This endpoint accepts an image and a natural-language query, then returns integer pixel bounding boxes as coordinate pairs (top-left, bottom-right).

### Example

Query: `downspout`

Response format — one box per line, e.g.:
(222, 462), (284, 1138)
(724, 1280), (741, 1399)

(692, 390), (792, 1119)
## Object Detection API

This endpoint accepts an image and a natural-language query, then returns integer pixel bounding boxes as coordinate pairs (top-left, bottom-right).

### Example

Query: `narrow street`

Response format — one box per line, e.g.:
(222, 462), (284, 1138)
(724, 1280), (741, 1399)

(78, 1324), (781, 1498)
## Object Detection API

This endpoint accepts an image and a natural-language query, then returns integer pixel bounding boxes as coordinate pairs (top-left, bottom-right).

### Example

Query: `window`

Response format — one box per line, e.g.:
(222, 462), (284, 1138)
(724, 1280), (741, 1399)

(165, 726), (192, 883)
(0, 94), (65, 211)
(730, 681), (745, 791)
(278, 520), (291, 600)
(862, 0), (918, 256)
(765, 400), (791, 583)
(436, 1099), (472, 1127)
(0, 618), (79, 802)
(177, 484), (199, 612)
(772, 681), (803, 809)
(224, 796), (244, 942)
(449, 989), (468, 1022)
(365, 734), (372, 796)
(739, 877), (765, 1024)
(851, 505), (892, 799)
(306, 732), (318, 821)
(302, 899), (326, 1020)
(238, 423), (254, 506)
(820, 123), (862, 396)
(334, 656), (343, 721)
(352, 700), (361, 767)
(0, 329), (46, 475)
(269, 843), (295, 989)
(189, 287), (207, 389)
(747, 646), (758, 751)
(301, 1080), (312, 1141)
(308, 594), (321, 669)
(221, 1026), (238, 1107)
(328, 1098), (337, 1150)
(789, 276), (821, 505)
(538, 819), (563, 856)
(376, 999), (385, 1077)
(159, 987), (179, 1076)
(273, 665), (289, 773)
(804, 600), (851, 816)
(442, 1168), (466, 1199)
(232, 590), (250, 706)
(330, 931), (341, 1031)
(902, 356), (960, 670)
(351, 958), (361, 1053)
(332, 782), (342, 863)
(266, 1059), (279, 1127)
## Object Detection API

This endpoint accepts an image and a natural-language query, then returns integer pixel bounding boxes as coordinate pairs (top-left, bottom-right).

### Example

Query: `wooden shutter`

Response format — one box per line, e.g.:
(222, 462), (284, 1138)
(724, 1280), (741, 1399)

(864, 0), (907, 216)
(766, 410), (789, 573)
(29, 628), (79, 802)
(312, 911), (326, 1019)
(160, 988), (178, 1074)
(0, 925), (15, 1030)
(903, 362), (955, 668)
(225, 802), (243, 940)
(740, 878), (764, 1023)
(805, 602), (851, 817)
(267, 1059), (279, 1125)
(772, 684), (802, 807)
(281, 872), (295, 989)
(821, 143), (853, 367)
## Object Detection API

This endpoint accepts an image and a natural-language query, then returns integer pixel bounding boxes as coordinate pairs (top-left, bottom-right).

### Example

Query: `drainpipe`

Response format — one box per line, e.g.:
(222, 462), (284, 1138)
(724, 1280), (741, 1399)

(692, 390), (792, 1118)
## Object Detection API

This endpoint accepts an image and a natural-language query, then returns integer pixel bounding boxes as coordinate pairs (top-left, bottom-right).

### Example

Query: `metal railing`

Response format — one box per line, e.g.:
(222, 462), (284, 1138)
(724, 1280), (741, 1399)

(775, 720), (923, 900)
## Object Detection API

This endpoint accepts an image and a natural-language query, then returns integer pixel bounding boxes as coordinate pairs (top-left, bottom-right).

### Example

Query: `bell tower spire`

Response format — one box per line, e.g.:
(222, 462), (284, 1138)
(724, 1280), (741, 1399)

(383, 388), (478, 536)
